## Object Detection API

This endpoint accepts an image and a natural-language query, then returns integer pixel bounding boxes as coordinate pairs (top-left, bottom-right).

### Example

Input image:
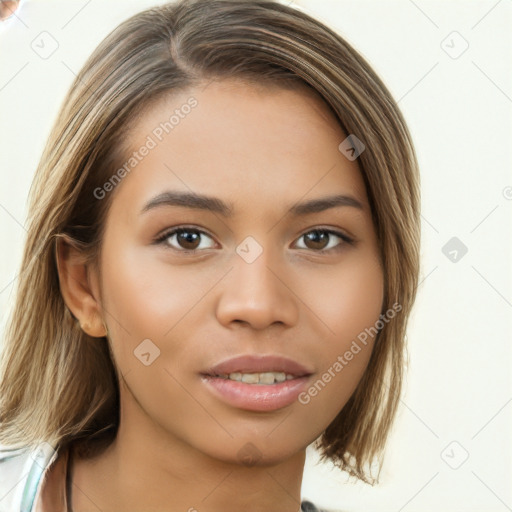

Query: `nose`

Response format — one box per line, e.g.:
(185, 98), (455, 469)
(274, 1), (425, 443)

(215, 243), (299, 331)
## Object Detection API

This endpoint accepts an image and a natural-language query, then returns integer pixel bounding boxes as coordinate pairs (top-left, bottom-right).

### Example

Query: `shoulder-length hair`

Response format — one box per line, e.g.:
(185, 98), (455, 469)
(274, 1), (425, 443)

(0, 0), (420, 484)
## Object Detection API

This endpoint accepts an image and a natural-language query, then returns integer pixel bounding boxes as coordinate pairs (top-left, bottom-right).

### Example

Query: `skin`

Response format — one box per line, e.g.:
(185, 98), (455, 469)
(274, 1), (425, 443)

(0, 1), (19, 21)
(57, 79), (384, 512)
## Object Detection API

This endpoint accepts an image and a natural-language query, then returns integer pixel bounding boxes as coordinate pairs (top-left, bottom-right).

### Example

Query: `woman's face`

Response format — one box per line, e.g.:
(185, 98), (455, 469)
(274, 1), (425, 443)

(94, 79), (384, 465)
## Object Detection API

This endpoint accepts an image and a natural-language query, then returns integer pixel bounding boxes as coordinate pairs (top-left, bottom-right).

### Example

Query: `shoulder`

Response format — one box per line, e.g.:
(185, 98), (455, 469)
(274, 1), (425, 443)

(0, 442), (58, 512)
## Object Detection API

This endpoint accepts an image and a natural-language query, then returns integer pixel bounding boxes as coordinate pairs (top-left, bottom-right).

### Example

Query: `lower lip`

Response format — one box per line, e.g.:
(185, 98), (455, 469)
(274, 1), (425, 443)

(200, 375), (311, 412)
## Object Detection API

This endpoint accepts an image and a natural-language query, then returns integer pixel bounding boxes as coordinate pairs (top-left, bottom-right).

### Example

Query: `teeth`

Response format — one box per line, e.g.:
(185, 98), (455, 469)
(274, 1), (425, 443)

(241, 373), (260, 384)
(258, 372), (277, 385)
(218, 371), (296, 385)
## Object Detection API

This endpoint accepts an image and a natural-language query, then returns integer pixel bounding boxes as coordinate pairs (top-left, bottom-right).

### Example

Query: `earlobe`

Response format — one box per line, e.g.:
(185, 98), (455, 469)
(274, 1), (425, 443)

(55, 234), (107, 338)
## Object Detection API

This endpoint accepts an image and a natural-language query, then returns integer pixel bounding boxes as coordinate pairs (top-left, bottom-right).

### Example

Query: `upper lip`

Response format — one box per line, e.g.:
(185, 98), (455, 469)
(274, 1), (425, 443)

(203, 354), (314, 377)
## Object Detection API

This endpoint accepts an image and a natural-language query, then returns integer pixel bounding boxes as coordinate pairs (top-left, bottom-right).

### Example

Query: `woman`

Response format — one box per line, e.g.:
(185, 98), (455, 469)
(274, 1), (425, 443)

(0, 0), (420, 510)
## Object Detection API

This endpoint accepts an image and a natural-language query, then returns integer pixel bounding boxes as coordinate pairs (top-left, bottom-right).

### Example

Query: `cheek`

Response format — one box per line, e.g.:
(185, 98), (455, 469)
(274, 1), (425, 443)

(294, 251), (383, 417)
(98, 230), (384, 446)
(101, 235), (383, 374)
(97, 240), (206, 370)
(301, 249), (384, 343)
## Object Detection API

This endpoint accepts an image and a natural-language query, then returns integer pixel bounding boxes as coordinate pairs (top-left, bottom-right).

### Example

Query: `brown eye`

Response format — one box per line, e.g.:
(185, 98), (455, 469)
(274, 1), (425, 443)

(155, 226), (353, 254)
(303, 230), (330, 250)
(295, 229), (352, 252)
(157, 227), (216, 251)
(174, 229), (201, 250)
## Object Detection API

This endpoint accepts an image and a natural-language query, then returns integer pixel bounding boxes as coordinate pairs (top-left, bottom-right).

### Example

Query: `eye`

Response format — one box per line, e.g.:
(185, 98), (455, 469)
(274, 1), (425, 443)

(155, 226), (353, 254)
(293, 228), (353, 252)
(155, 227), (216, 252)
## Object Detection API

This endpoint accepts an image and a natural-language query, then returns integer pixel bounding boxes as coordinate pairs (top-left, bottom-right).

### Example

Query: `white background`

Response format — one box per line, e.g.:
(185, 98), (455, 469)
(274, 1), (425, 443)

(1, 1), (511, 511)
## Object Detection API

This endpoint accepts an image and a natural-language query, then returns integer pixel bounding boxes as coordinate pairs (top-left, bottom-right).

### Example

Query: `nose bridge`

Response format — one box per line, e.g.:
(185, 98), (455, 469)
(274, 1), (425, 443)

(215, 235), (298, 329)
(235, 235), (279, 294)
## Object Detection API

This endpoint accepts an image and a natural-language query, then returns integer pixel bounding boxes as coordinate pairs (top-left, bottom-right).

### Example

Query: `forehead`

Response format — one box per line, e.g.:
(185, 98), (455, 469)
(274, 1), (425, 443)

(109, 79), (369, 218)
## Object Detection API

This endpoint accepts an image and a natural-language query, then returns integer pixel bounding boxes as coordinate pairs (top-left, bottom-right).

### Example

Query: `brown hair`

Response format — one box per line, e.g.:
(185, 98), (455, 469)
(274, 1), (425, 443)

(0, 0), (420, 484)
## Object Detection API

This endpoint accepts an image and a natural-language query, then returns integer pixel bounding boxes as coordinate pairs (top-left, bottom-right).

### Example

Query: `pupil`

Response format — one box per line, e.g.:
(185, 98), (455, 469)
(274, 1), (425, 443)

(178, 230), (199, 249)
(306, 230), (327, 250)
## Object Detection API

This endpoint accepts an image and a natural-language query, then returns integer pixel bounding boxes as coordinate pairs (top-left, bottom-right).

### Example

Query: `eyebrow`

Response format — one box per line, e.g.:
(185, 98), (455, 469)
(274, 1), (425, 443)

(141, 191), (364, 217)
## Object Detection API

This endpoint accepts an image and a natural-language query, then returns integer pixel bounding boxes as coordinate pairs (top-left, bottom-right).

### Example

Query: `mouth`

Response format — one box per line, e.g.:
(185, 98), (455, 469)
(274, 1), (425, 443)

(202, 353), (313, 379)
(205, 371), (301, 385)
(200, 354), (313, 411)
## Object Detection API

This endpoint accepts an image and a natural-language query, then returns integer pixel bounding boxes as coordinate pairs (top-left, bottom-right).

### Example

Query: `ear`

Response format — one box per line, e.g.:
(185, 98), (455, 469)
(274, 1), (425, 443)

(55, 235), (107, 338)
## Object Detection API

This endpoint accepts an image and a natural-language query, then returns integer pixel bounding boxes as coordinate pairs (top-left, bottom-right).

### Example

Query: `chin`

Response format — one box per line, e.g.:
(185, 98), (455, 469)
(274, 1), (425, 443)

(198, 438), (305, 468)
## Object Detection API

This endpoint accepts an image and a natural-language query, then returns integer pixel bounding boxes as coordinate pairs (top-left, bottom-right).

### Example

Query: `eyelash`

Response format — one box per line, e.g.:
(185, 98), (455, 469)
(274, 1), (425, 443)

(154, 226), (354, 254)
